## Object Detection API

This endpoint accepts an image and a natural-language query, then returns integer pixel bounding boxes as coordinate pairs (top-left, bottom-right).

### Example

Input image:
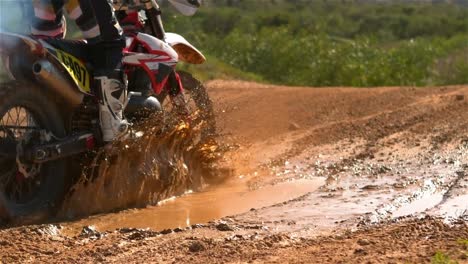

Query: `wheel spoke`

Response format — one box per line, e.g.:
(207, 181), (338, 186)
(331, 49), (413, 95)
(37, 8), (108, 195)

(5, 111), (12, 128)
(0, 105), (43, 203)
(14, 107), (19, 126)
(18, 109), (27, 127)
(4, 110), (15, 137)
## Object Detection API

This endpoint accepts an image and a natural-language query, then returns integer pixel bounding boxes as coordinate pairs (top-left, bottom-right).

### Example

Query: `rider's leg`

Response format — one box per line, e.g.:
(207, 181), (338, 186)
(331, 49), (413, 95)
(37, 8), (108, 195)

(31, 0), (128, 142)
(88, 40), (128, 142)
(67, 0), (128, 142)
(30, 0), (65, 38)
(94, 74), (129, 142)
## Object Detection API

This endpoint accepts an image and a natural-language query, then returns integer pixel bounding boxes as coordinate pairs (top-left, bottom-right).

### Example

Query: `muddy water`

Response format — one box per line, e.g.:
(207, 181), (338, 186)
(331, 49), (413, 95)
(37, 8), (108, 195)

(63, 177), (324, 234)
(57, 113), (325, 234)
(59, 115), (223, 220)
(222, 138), (468, 237)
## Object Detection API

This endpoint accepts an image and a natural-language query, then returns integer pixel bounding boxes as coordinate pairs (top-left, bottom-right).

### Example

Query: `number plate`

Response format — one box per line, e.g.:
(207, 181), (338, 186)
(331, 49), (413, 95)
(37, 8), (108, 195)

(56, 50), (91, 93)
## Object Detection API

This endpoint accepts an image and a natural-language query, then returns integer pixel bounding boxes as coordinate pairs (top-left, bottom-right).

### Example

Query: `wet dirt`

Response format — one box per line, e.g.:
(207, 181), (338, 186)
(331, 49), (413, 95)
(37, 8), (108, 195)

(0, 82), (467, 263)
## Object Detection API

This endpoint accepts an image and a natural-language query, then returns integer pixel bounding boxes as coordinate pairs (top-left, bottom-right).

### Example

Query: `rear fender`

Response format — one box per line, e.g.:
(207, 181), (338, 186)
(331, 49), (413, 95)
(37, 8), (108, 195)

(0, 31), (44, 56)
(0, 31), (45, 80)
(0, 32), (87, 109)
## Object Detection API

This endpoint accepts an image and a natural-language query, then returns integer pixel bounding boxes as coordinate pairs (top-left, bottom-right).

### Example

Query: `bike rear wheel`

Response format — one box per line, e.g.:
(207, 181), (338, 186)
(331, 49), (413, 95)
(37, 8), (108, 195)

(0, 82), (68, 225)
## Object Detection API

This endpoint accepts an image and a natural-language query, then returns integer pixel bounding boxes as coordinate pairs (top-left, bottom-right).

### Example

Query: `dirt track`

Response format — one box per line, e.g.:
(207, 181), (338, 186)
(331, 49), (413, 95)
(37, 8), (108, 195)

(1, 81), (467, 263)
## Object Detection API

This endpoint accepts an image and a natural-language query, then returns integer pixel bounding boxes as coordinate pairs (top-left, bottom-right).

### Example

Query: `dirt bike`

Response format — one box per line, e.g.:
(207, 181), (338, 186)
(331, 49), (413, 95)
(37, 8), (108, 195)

(0, 0), (214, 224)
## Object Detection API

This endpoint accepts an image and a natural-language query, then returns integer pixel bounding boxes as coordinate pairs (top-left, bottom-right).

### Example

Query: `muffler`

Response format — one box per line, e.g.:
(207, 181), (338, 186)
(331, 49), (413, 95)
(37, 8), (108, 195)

(32, 60), (84, 108)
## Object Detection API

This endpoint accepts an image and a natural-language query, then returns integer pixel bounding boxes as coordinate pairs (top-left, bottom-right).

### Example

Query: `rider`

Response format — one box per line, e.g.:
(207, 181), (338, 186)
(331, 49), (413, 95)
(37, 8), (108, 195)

(29, 0), (128, 142)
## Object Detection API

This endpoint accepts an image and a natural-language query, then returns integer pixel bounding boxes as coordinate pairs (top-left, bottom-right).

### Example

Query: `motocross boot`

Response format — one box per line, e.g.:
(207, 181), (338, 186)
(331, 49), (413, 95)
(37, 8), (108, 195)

(95, 76), (129, 142)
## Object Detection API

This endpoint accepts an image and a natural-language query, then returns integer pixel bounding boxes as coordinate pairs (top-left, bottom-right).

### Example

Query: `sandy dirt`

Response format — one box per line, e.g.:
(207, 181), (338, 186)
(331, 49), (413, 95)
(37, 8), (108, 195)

(0, 81), (467, 263)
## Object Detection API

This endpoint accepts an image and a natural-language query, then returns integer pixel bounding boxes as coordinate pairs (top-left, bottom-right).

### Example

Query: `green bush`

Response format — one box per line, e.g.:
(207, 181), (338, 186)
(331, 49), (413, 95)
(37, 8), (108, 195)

(202, 26), (468, 86)
(162, 1), (468, 86)
(431, 251), (458, 264)
(2, 1), (467, 86)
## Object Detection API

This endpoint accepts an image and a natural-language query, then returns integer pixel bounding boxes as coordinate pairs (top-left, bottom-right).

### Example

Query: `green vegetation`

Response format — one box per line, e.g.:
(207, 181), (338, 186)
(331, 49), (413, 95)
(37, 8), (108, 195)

(431, 251), (459, 264)
(429, 239), (468, 264)
(161, 0), (468, 86)
(1, 1), (467, 86)
(458, 238), (468, 247)
(458, 238), (468, 258)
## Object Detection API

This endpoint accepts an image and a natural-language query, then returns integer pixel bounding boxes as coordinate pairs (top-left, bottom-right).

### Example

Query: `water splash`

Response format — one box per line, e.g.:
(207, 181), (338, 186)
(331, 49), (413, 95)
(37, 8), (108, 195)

(59, 113), (224, 219)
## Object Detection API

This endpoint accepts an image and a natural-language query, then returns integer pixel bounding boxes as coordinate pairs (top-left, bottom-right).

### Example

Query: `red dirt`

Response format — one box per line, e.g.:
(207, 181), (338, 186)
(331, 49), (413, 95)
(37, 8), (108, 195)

(0, 81), (467, 263)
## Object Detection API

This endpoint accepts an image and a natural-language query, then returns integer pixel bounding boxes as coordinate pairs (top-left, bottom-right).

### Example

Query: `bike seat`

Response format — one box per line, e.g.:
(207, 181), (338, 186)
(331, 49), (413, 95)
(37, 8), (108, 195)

(44, 38), (88, 61)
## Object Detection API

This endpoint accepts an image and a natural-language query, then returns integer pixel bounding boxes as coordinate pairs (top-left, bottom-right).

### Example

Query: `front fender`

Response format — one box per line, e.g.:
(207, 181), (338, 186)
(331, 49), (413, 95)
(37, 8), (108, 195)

(165, 33), (206, 64)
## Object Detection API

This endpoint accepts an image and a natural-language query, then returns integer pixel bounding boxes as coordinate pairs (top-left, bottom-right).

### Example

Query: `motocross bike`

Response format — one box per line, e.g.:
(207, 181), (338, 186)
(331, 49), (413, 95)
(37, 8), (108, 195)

(0, 0), (214, 224)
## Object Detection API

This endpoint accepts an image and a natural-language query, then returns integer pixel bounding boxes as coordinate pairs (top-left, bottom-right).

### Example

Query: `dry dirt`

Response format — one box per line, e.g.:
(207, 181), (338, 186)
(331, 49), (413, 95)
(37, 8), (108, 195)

(1, 81), (467, 263)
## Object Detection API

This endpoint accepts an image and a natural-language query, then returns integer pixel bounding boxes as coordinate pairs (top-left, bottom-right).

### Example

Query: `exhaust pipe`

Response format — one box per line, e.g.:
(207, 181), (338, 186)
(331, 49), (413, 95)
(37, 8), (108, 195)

(33, 60), (84, 108)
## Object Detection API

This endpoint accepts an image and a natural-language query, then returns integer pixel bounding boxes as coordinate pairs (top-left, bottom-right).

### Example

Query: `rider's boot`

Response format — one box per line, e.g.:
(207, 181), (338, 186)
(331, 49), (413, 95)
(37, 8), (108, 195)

(95, 76), (129, 142)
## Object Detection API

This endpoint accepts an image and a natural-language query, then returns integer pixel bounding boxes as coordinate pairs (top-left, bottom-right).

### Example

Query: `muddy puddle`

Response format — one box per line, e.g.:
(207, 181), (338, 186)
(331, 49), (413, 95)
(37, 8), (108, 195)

(58, 113), (223, 221)
(226, 138), (468, 236)
(62, 177), (324, 235)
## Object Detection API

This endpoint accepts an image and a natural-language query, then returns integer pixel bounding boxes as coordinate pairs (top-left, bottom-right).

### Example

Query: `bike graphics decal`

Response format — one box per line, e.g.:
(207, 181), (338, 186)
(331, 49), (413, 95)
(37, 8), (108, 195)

(56, 50), (91, 93)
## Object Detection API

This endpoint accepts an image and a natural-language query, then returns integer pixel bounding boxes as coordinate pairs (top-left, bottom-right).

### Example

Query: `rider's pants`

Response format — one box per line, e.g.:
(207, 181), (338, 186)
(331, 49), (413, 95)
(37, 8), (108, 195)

(29, 0), (124, 77)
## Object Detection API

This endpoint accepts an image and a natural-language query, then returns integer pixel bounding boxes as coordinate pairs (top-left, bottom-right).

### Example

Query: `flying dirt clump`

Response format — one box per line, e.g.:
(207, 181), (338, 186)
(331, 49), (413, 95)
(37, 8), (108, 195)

(58, 112), (225, 219)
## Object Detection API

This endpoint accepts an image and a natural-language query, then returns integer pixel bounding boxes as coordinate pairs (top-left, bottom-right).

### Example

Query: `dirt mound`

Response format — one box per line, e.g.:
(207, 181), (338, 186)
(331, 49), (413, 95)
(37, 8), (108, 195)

(210, 81), (466, 144)
(210, 81), (467, 174)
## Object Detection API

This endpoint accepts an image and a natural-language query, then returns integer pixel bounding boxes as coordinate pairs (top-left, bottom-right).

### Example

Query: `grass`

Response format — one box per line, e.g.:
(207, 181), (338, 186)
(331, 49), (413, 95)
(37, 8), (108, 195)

(430, 240), (468, 264)
(458, 239), (468, 247)
(431, 251), (459, 264)
(458, 238), (468, 259)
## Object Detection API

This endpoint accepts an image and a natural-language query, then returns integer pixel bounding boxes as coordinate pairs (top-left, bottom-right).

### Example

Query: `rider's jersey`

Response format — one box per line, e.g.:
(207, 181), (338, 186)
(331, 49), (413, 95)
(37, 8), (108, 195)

(30, 0), (122, 43)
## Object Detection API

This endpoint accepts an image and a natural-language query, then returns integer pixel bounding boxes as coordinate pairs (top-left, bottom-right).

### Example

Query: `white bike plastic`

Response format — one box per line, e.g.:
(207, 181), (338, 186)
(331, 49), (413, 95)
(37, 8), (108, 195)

(165, 32), (205, 64)
(168, 0), (200, 16)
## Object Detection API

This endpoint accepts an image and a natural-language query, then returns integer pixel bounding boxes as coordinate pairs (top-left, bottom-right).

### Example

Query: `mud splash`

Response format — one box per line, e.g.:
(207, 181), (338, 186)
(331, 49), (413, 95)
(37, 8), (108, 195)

(58, 114), (224, 220)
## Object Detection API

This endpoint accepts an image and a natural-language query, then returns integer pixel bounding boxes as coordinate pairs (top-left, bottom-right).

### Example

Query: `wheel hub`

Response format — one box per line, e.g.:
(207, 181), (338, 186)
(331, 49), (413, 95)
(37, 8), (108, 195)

(0, 106), (42, 185)
(15, 131), (43, 179)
